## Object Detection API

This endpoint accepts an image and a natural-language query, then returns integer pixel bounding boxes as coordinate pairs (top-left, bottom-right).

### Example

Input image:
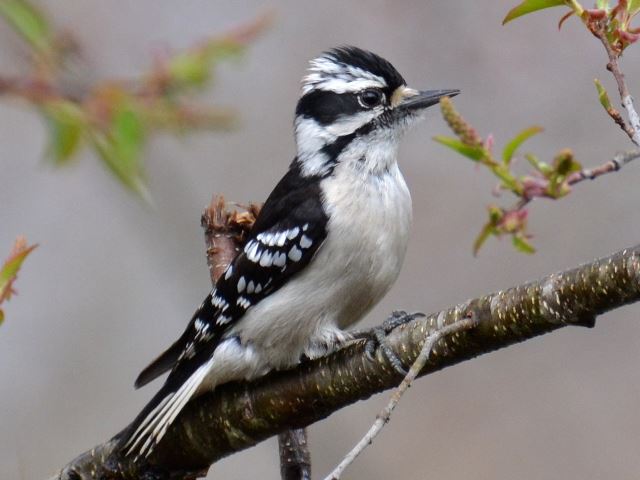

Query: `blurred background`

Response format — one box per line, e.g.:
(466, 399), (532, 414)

(1, 2), (640, 479)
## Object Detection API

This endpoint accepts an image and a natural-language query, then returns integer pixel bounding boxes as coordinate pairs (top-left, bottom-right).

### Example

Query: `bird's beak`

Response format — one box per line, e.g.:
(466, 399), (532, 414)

(393, 87), (460, 113)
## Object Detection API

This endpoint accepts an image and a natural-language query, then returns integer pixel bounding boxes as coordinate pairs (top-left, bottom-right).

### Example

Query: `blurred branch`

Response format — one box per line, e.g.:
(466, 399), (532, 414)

(51, 241), (640, 479)
(0, 0), (271, 199)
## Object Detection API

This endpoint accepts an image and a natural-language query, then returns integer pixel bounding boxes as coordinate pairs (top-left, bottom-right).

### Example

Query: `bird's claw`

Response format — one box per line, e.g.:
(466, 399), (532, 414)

(383, 310), (426, 333)
(359, 311), (425, 376)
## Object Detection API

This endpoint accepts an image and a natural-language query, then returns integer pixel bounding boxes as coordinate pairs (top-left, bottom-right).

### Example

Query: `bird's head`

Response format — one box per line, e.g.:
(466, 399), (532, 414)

(293, 46), (459, 177)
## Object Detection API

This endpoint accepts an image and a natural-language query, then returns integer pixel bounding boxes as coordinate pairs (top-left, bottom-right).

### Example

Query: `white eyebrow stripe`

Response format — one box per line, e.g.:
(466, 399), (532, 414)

(308, 78), (386, 94)
(302, 55), (387, 94)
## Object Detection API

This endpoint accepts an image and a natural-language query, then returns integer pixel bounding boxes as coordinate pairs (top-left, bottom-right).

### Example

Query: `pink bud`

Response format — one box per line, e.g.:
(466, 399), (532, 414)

(485, 133), (495, 152)
(619, 29), (640, 44)
(584, 9), (607, 20)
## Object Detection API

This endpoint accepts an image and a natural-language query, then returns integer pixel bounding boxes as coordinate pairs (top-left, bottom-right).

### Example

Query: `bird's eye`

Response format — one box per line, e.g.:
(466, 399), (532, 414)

(358, 89), (384, 108)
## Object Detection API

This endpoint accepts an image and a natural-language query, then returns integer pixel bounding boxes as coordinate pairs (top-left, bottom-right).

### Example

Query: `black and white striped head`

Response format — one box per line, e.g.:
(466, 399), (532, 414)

(294, 46), (458, 177)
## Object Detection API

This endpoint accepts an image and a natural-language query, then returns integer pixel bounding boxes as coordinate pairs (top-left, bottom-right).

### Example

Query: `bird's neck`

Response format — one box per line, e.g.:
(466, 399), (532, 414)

(294, 118), (401, 178)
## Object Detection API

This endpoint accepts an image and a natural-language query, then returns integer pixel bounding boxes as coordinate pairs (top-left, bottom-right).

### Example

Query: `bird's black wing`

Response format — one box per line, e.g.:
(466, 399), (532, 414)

(134, 161), (328, 388)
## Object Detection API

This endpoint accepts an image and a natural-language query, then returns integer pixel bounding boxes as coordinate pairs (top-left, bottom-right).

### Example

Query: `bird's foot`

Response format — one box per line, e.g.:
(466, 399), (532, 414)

(355, 311), (425, 376)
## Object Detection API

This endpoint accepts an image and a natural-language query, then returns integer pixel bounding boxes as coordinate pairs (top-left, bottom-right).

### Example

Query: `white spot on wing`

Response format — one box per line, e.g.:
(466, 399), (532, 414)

(224, 265), (233, 280)
(273, 252), (287, 267)
(247, 242), (261, 262)
(287, 227), (300, 240)
(247, 280), (255, 294)
(236, 296), (247, 308)
(260, 250), (274, 267)
(211, 294), (228, 310)
(289, 245), (302, 262)
(237, 276), (246, 293)
(276, 231), (288, 247)
(299, 235), (312, 249)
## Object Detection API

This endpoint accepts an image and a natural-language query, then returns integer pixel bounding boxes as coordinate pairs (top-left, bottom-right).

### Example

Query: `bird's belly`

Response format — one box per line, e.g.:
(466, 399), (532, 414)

(230, 165), (412, 370)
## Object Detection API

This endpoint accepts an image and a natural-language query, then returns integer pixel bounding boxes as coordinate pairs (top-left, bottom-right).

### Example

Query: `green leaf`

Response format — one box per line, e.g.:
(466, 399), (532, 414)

(168, 52), (210, 87)
(594, 79), (612, 111)
(46, 117), (82, 164)
(503, 0), (567, 24)
(166, 39), (245, 90)
(628, 0), (640, 15)
(490, 165), (523, 195)
(113, 107), (145, 164)
(42, 101), (85, 165)
(433, 135), (486, 162)
(502, 126), (543, 165)
(90, 106), (150, 202)
(473, 222), (496, 256)
(0, 0), (51, 54)
(553, 149), (582, 177)
(0, 237), (37, 304)
(512, 235), (536, 254)
(0, 245), (36, 290)
(488, 205), (504, 224)
(525, 153), (552, 175)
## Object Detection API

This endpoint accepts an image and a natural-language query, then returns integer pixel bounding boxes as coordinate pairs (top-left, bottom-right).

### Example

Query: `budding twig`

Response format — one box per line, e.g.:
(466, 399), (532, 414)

(592, 23), (640, 147)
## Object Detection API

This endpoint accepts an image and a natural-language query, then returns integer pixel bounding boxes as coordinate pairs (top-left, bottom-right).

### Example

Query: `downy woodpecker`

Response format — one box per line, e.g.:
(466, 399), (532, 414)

(120, 46), (458, 458)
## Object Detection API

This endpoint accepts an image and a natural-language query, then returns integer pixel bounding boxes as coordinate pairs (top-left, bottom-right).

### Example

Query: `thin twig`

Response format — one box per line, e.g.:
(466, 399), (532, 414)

(323, 315), (479, 480)
(603, 104), (637, 139)
(568, 149), (640, 184)
(593, 25), (640, 146)
(509, 149), (640, 215)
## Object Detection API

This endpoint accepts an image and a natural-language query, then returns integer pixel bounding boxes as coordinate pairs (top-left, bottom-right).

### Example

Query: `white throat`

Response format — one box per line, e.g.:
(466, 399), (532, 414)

(294, 116), (402, 178)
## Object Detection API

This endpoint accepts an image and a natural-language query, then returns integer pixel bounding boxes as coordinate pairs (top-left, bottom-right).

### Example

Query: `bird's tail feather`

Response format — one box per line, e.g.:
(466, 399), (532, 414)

(119, 360), (212, 459)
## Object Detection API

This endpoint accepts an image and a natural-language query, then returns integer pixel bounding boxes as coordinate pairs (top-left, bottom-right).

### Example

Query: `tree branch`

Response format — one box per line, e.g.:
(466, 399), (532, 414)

(592, 23), (640, 146)
(50, 241), (640, 479)
(278, 428), (312, 480)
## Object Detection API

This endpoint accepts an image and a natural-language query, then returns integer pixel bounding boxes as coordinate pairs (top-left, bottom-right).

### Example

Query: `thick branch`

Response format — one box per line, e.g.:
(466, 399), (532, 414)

(52, 244), (640, 479)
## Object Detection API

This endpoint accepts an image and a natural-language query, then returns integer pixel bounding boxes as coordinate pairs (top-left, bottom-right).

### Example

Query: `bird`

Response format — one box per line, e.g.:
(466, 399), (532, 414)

(118, 46), (459, 458)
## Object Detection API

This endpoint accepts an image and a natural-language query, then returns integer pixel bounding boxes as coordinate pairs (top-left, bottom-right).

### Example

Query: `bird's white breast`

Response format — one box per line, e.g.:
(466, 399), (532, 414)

(228, 160), (412, 371)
